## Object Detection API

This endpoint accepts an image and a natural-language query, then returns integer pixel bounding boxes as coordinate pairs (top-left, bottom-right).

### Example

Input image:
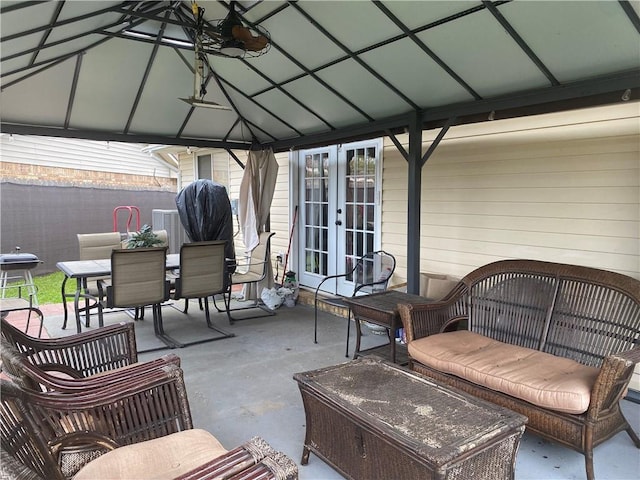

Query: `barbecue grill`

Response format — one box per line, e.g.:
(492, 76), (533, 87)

(0, 248), (42, 306)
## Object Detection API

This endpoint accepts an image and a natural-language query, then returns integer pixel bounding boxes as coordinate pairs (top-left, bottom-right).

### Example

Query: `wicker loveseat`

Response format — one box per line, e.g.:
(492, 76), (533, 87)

(398, 259), (640, 480)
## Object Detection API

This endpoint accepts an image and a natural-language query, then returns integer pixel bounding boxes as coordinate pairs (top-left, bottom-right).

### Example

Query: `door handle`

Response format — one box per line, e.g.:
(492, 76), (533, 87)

(335, 220), (342, 226)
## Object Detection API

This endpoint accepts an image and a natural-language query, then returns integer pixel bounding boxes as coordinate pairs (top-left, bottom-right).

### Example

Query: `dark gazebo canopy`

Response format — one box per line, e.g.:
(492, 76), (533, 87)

(2, 1), (639, 152)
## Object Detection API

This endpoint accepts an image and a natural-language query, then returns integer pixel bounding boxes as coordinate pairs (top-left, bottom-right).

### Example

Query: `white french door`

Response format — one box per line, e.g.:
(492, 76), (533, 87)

(297, 139), (383, 296)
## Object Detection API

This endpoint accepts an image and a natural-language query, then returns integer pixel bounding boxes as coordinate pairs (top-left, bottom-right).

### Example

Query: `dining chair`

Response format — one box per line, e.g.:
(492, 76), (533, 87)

(105, 246), (175, 350)
(120, 229), (168, 321)
(168, 240), (235, 345)
(313, 250), (396, 356)
(213, 232), (276, 323)
(63, 232), (122, 329)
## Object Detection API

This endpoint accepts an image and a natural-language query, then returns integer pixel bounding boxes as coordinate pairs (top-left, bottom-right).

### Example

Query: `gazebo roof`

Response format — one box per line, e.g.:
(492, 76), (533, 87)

(1, 1), (639, 152)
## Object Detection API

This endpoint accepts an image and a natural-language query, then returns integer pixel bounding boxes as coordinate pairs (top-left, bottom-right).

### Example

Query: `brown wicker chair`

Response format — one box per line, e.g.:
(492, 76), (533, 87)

(0, 361), (193, 479)
(1, 379), (297, 480)
(1, 336), (180, 394)
(74, 434), (298, 480)
(1, 318), (138, 378)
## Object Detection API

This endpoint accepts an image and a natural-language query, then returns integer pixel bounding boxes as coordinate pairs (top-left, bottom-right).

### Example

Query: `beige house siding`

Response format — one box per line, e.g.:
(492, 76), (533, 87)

(0, 134), (176, 180)
(382, 103), (639, 284)
(1, 134), (177, 190)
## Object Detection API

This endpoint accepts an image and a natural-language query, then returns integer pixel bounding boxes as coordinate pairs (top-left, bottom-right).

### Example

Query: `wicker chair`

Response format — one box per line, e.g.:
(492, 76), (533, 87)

(1, 336), (180, 394)
(1, 318), (138, 378)
(1, 380), (297, 480)
(168, 240), (235, 345)
(0, 361), (193, 479)
(313, 250), (396, 356)
(74, 434), (298, 480)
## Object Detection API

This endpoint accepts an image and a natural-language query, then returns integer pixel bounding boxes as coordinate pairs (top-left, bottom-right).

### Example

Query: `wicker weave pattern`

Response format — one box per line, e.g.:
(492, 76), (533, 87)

(0, 394), (57, 480)
(0, 448), (44, 480)
(399, 259), (640, 480)
(241, 452), (299, 480)
(444, 432), (521, 480)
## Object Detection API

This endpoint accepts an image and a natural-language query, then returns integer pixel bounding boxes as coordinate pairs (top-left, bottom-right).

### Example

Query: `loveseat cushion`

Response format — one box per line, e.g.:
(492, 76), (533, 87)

(73, 429), (227, 480)
(409, 330), (600, 414)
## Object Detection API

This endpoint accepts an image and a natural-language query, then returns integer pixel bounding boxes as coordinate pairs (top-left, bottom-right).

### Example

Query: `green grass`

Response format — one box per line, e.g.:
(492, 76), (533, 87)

(35, 271), (69, 304)
(8, 271), (68, 305)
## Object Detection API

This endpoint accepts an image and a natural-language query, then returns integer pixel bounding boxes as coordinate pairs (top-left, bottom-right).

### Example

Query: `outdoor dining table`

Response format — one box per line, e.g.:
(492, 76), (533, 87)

(57, 254), (179, 334)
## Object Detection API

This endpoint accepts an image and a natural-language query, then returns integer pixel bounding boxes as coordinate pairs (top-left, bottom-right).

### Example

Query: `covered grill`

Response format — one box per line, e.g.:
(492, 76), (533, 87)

(175, 179), (236, 272)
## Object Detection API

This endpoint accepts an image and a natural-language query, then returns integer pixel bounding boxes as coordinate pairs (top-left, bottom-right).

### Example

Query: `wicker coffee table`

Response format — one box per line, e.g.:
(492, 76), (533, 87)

(294, 357), (527, 480)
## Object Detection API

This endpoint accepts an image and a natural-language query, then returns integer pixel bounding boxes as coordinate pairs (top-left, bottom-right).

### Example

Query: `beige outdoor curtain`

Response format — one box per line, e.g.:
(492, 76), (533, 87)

(238, 148), (279, 300)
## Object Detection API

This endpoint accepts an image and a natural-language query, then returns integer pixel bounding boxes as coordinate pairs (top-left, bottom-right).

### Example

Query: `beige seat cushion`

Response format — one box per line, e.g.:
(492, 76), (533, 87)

(73, 429), (227, 480)
(409, 330), (600, 414)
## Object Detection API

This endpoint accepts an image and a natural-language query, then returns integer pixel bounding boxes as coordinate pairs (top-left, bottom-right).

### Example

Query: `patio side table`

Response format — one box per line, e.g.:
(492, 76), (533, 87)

(344, 290), (432, 364)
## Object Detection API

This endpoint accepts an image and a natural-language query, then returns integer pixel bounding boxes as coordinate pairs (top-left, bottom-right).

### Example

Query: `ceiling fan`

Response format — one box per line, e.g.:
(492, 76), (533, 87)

(213, 1), (270, 58)
(180, 1), (271, 110)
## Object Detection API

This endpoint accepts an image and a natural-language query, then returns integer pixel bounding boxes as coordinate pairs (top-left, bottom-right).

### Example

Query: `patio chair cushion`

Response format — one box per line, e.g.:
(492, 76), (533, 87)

(73, 429), (227, 480)
(409, 330), (600, 414)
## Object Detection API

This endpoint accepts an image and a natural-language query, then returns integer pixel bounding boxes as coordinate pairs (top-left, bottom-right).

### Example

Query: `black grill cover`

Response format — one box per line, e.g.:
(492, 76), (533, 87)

(175, 179), (236, 272)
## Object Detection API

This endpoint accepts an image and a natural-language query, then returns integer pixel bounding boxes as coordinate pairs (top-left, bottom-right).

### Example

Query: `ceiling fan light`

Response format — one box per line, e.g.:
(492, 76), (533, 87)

(220, 39), (245, 57)
(180, 97), (232, 111)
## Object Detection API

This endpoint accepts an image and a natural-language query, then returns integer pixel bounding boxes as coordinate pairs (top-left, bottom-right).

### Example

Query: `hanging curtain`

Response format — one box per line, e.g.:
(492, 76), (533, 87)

(238, 148), (279, 299)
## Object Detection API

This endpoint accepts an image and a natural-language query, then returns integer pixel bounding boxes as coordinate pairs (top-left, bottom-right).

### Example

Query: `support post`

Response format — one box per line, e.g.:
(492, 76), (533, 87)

(406, 111), (422, 294)
(406, 115), (455, 295)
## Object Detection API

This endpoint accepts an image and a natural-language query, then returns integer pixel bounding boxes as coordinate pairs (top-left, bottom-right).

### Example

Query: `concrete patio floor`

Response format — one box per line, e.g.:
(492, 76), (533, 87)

(31, 299), (640, 479)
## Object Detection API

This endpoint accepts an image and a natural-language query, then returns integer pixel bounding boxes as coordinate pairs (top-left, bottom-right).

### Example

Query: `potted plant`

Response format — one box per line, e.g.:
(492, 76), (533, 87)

(126, 224), (162, 249)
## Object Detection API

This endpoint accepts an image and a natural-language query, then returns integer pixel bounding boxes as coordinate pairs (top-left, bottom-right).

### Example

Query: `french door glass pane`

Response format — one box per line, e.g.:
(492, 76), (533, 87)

(304, 152), (329, 275)
(344, 146), (376, 282)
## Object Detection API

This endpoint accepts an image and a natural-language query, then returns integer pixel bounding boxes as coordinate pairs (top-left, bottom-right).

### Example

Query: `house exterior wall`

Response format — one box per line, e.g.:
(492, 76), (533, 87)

(1, 134), (177, 179)
(381, 102), (639, 285)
